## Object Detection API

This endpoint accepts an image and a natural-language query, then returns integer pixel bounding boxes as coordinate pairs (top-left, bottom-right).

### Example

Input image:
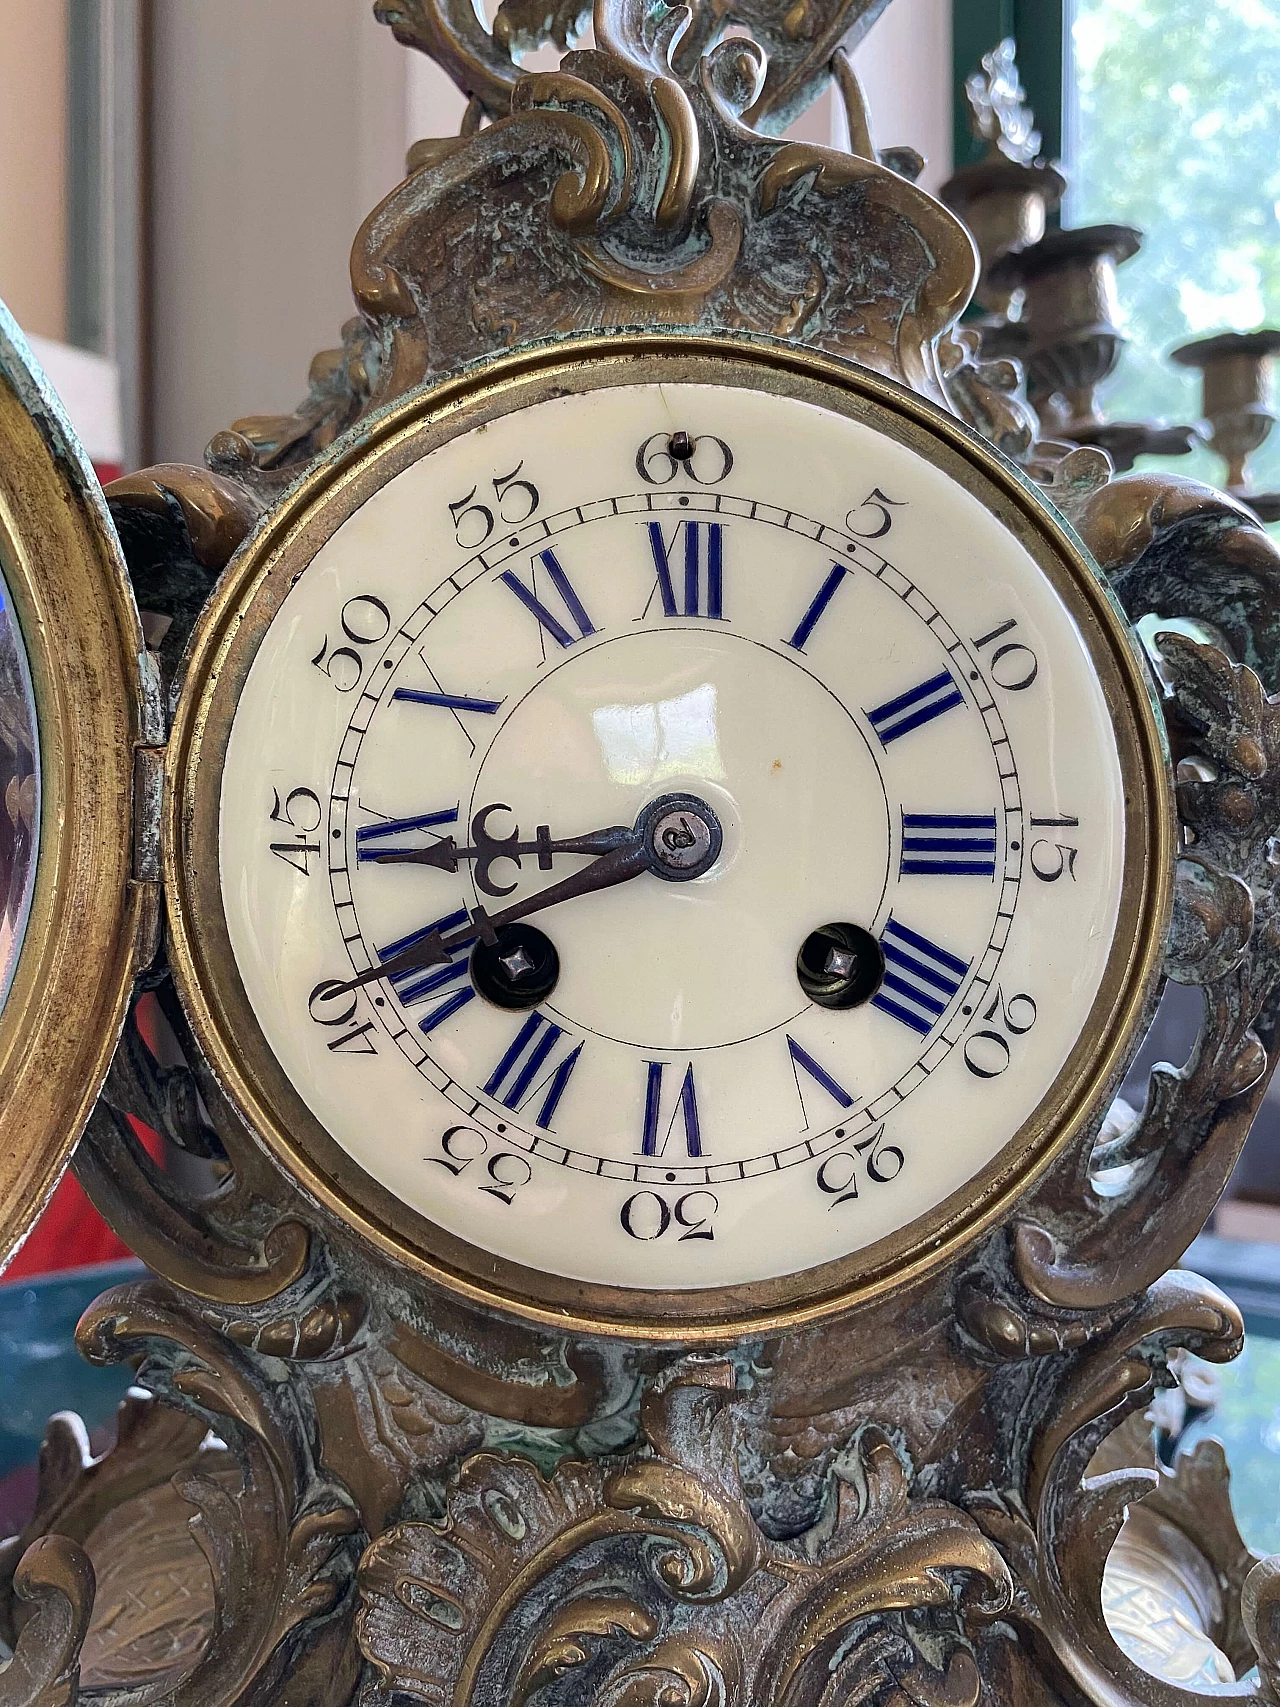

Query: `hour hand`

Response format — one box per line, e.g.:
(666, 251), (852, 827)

(330, 793), (722, 1001)
(366, 800), (634, 895)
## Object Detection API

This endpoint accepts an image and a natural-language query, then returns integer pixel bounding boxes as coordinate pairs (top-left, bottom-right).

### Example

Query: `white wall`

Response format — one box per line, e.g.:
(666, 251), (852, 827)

(0, 0), (69, 341)
(150, 1), (407, 463)
(850, 0), (953, 196)
(151, 0), (952, 466)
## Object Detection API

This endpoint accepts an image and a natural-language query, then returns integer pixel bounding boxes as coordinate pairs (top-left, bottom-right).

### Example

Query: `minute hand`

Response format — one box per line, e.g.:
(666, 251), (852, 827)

(332, 791), (720, 999)
(470, 838), (650, 936)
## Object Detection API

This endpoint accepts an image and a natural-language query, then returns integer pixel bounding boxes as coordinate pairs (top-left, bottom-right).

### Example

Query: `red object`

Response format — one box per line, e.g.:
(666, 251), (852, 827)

(5, 1119), (161, 1280)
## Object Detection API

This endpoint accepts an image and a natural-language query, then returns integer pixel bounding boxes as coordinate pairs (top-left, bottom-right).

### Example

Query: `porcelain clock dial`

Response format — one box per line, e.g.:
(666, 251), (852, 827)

(205, 352), (1164, 1305)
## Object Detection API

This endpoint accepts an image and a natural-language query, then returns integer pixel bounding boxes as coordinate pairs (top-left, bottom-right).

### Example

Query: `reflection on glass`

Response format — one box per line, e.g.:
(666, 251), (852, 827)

(592, 683), (726, 786)
(0, 571), (39, 1010)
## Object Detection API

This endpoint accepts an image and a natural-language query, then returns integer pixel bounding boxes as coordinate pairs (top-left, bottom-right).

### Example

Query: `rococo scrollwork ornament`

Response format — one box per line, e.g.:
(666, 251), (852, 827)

(3, 2), (1280, 1704)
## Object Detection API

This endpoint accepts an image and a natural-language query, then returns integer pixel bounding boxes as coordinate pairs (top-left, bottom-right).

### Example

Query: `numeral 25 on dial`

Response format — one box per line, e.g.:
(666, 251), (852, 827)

(815, 1124), (903, 1209)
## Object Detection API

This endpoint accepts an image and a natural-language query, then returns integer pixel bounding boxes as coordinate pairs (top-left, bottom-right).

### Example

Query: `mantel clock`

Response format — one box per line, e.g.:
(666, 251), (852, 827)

(2, 4), (1280, 1704)
(170, 337), (1167, 1333)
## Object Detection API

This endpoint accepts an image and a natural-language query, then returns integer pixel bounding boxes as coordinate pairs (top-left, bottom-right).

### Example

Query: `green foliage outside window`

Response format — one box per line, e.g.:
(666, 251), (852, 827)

(1185, 1336), (1280, 1557)
(1067, 0), (1280, 504)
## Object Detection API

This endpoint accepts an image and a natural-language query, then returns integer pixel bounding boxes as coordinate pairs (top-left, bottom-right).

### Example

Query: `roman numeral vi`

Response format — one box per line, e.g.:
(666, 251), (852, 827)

(640, 1061), (704, 1157)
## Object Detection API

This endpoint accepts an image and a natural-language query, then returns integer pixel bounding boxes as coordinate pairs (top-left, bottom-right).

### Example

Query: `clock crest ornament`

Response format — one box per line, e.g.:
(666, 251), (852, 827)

(3, 3), (1280, 1704)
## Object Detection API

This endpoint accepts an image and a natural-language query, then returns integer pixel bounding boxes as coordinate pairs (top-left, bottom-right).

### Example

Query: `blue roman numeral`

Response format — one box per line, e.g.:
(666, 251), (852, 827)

(646, 521), (724, 619)
(392, 688), (502, 715)
(356, 807), (458, 865)
(900, 812), (997, 877)
(786, 562), (850, 652)
(483, 1013), (583, 1129)
(872, 918), (970, 1036)
(787, 1035), (854, 1122)
(641, 1062), (703, 1157)
(866, 669), (964, 746)
(500, 550), (596, 648)
(378, 906), (475, 1034)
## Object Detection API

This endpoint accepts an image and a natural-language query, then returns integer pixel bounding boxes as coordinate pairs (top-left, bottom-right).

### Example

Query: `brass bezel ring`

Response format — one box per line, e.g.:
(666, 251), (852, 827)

(0, 307), (146, 1269)
(165, 332), (1174, 1342)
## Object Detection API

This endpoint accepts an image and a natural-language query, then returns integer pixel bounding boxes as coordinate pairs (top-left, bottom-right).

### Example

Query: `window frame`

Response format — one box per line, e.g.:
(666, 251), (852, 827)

(952, 0), (1067, 174)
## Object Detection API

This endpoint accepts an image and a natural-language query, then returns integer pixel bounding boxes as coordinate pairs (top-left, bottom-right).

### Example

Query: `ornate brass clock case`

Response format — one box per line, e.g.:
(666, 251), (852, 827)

(3, 3), (1280, 1704)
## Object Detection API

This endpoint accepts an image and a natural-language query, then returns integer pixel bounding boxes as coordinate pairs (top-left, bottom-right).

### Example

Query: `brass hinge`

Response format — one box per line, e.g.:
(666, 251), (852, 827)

(130, 646), (167, 969)
(132, 744), (165, 884)
(130, 742), (165, 973)
(132, 645), (167, 887)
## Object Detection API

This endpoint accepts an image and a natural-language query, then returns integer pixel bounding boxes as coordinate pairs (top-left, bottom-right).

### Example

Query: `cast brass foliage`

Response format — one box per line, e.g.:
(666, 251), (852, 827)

(357, 1370), (1011, 1705)
(0, 1538), (94, 1707)
(185, 0), (978, 510)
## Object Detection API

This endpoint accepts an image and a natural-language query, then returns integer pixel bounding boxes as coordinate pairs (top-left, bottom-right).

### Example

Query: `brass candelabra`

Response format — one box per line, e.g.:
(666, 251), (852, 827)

(944, 39), (1278, 501)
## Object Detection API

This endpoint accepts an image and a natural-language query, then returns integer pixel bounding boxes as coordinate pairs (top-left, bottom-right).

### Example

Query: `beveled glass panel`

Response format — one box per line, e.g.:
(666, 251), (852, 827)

(0, 567), (39, 1009)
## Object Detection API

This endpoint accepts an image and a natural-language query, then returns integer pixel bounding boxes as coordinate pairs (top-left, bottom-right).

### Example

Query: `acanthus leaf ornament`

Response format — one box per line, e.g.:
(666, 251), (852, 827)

(378, 0), (899, 135)
(1244, 1558), (1280, 1704)
(67, 945), (314, 1308)
(0, 1537), (94, 1707)
(968, 1275), (1254, 1707)
(356, 1366), (1011, 1706)
(70, 1282), (362, 1707)
(1091, 1414), (1263, 1683)
(1012, 484), (1280, 1314)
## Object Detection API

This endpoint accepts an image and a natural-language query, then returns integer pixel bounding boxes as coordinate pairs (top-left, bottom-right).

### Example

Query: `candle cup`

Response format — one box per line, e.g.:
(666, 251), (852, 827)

(988, 224), (1142, 437)
(1074, 420), (1199, 475)
(940, 156), (1066, 318)
(1170, 329), (1280, 494)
